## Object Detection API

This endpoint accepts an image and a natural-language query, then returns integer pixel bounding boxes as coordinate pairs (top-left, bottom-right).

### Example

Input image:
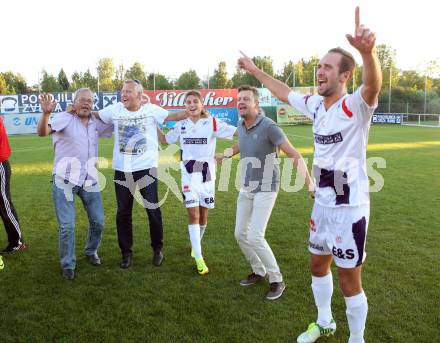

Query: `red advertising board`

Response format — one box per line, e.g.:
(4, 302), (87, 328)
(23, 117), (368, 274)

(143, 89), (237, 109)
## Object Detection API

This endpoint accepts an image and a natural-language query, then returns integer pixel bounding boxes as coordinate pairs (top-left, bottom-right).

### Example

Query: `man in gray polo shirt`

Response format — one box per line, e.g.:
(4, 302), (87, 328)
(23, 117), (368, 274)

(218, 85), (313, 300)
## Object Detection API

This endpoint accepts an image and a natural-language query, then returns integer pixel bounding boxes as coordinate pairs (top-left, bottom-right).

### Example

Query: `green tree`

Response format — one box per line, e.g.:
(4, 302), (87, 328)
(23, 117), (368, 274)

(0, 71), (28, 93)
(376, 44), (399, 91)
(294, 59), (306, 86)
(423, 60), (440, 79)
(398, 70), (424, 91)
(147, 73), (173, 90)
(231, 70), (248, 88)
(347, 63), (363, 93)
(231, 56), (275, 88)
(70, 69), (98, 91)
(125, 62), (148, 88)
(432, 77), (440, 97)
(71, 71), (83, 90)
(209, 61), (232, 89)
(40, 70), (61, 92)
(276, 60), (296, 87)
(83, 69), (98, 90)
(114, 64), (125, 90)
(0, 74), (10, 94)
(302, 56), (320, 87)
(254, 56), (274, 76)
(175, 70), (200, 89)
(57, 69), (70, 91)
(97, 58), (115, 91)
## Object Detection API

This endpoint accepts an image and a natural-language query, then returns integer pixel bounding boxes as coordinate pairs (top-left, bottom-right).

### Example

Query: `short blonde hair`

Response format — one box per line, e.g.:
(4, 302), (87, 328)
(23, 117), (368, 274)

(124, 79), (143, 95)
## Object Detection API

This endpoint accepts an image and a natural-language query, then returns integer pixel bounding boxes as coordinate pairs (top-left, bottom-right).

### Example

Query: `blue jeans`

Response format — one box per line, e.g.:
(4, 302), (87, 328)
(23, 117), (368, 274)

(52, 176), (104, 270)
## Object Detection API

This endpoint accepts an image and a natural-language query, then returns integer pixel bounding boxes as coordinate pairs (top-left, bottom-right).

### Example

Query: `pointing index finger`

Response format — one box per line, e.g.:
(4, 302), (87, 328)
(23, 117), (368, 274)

(239, 50), (249, 58)
(355, 6), (360, 30)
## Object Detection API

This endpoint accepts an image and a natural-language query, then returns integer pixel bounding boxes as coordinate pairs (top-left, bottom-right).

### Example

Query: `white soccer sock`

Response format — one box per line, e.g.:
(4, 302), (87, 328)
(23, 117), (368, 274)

(188, 224), (202, 259)
(345, 291), (368, 343)
(311, 273), (334, 327)
(200, 224), (207, 240)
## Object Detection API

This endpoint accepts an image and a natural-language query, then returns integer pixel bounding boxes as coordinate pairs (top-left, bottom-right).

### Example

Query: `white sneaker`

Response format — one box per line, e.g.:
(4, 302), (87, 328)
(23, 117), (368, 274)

(297, 319), (336, 343)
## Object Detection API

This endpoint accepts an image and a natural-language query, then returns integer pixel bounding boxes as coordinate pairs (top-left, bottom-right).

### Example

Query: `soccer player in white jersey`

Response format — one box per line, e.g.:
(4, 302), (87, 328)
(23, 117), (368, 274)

(158, 90), (236, 275)
(237, 7), (381, 343)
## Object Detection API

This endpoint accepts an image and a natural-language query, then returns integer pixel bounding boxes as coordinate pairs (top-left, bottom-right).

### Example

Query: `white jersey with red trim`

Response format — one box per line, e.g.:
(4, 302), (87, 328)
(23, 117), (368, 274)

(165, 116), (236, 180)
(288, 86), (377, 208)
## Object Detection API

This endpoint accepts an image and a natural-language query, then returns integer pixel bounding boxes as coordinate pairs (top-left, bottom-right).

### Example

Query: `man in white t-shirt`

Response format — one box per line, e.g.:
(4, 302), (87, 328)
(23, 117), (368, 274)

(97, 79), (188, 269)
(237, 7), (381, 343)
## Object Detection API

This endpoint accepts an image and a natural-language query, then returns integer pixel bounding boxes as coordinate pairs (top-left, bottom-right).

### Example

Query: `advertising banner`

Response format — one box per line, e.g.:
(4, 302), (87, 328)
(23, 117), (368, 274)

(208, 108), (238, 126)
(164, 107), (238, 129)
(94, 92), (119, 111)
(2, 113), (41, 135)
(257, 88), (273, 107)
(1, 88), (258, 134)
(0, 95), (20, 114)
(19, 93), (74, 113)
(0, 92), (120, 115)
(144, 89), (237, 109)
(276, 105), (301, 124)
(372, 114), (402, 124)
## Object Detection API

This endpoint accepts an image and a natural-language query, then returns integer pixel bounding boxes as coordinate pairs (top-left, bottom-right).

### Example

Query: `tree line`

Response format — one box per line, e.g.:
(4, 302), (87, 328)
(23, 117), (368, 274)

(1, 44), (439, 113)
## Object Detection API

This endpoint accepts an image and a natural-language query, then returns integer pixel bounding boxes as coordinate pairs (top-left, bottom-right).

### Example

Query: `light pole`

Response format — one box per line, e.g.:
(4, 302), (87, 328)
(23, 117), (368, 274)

(292, 67), (295, 87)
(313, 66), (316, 89)
(207, 69), (210, 89)
(424, 74), (427, 114)
(388, 67), (392, 113)
(352, 68), (355, 93)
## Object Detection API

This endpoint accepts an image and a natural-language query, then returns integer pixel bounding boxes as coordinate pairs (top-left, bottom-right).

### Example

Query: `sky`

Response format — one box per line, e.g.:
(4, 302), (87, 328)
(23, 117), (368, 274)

(1, 0), (439, 86)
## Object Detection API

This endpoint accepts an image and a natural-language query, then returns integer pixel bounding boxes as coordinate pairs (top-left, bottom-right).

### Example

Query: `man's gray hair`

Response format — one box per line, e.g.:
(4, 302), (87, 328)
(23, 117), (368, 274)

(73, 88), (94, 102)
(124, 79), (144, 95)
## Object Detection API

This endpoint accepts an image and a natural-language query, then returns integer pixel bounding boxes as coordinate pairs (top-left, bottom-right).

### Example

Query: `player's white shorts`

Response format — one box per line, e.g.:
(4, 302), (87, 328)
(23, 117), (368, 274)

(309, 202), (370, 268)
(181, 169), (215, 209)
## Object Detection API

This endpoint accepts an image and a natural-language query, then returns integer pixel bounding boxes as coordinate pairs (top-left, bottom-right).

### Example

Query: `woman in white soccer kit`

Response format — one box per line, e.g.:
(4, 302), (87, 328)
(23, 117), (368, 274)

(158, 90), (236, 275)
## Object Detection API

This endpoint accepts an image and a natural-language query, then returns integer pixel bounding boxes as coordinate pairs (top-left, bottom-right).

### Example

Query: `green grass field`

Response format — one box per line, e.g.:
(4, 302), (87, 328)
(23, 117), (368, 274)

(1, 125), (439, 342)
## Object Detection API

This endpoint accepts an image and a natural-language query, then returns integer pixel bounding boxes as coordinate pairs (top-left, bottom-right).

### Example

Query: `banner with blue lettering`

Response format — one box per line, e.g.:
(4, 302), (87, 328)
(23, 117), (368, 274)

(2, 113), (41, 135)
(1, 92), (120, 134)
(208, 108), (238, 126)
(372, 114), (402, 124)
(2, 88), (317, 134)
(163, 108), (238, 130)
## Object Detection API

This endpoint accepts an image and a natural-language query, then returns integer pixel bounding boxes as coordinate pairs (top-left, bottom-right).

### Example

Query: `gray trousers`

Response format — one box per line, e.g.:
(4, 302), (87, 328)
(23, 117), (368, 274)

(234, 189), (283, 283)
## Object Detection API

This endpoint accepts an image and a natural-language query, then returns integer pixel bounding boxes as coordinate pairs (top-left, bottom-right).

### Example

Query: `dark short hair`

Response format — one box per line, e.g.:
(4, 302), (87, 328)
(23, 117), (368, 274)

(237, 85), (259, 101)
(328, 47), (355, 74)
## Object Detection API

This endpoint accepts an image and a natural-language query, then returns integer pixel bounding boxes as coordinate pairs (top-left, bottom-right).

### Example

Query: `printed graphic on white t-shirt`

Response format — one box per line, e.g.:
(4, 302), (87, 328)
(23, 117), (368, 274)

(99, 102), (168, 171)
(116, 115), (149, 155)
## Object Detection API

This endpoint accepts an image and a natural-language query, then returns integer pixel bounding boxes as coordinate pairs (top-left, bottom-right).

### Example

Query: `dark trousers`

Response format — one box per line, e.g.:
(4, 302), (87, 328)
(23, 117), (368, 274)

(0, 161), (22, 245)
(114, 168), (163, 257)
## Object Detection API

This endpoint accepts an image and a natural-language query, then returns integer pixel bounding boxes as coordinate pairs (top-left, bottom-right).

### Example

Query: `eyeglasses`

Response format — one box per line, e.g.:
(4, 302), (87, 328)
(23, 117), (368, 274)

(133, 79), (141, 85)
(77, 98), (93, 104)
